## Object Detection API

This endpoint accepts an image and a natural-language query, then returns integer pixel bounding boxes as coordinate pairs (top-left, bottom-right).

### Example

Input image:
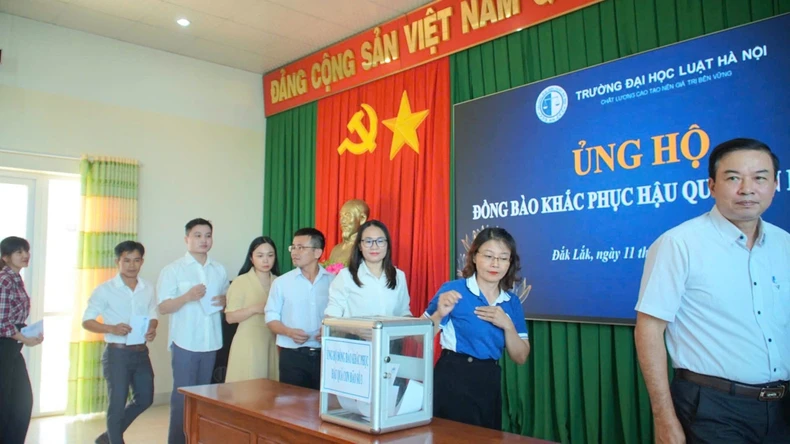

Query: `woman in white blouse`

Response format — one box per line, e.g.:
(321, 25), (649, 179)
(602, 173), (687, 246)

(325, 220), (411, 318)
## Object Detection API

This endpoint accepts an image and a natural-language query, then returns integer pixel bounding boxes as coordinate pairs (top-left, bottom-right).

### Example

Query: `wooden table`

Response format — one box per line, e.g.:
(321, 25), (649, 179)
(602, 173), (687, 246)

(180, 379), (553, 443)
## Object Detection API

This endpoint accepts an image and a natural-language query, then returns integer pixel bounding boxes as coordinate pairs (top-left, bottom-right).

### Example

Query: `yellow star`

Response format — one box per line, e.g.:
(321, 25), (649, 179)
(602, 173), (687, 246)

(382, 91), (430, 160)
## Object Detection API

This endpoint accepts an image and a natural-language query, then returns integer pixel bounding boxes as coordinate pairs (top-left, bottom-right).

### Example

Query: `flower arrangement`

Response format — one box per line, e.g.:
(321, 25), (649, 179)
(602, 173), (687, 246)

(323, 262), (344, 275)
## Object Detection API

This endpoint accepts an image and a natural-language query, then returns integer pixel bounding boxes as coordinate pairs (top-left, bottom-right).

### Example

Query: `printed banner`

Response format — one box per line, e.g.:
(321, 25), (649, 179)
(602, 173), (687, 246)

(263, 0), (601, 116)
(321, 337), (373, 402)
(454, 14), (790, 324)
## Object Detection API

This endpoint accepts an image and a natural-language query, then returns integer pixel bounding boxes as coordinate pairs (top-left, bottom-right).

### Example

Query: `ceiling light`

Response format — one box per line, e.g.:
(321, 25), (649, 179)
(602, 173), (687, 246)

(176, 18), (190, 27)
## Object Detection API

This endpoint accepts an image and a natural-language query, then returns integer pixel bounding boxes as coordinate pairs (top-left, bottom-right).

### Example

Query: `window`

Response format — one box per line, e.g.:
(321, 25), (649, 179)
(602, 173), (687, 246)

(0, 171), (80, 416)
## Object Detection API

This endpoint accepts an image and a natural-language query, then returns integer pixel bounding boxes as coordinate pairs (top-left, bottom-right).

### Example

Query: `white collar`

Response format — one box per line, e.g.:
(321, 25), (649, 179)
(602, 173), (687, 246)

(184, 251), (213, 267)
(465, 274), (510, 304)
(112, 273), (144, 291)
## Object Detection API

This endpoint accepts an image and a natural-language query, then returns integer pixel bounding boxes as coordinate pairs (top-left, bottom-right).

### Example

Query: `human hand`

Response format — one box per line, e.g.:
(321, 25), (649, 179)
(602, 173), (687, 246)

(21, 335), (44, 347)
(144, 327), (157, 342)
(474, 306), (513, 331)
(186, 284), (206, 302)
(654, 415), (686, 444)
(110, 323), (132, 336)
(289, 328), (309, 344)
(355, 328), (373, 341)
(436, 290), (462, 317)
(211, 295), (226, 307)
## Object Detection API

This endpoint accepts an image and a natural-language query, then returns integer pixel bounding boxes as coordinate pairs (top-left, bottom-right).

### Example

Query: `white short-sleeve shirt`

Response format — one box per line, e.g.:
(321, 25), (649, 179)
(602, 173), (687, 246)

(264, 266), (333, 349)
(82, 274), (158, 344)
(636, 206), (790, 384)
(157, 253), (229, 352)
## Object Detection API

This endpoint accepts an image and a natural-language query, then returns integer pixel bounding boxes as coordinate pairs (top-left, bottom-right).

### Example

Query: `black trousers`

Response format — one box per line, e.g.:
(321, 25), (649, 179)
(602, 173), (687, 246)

(672, 376), (790, 443)
(279, 347), (321, 390)
(433, 350), (502, 430)
(0, 338), (33, 444)
(102, 345), (155, 444)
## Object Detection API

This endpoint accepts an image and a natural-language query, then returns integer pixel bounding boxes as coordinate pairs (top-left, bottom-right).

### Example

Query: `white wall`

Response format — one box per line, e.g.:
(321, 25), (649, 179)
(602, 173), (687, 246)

(0, 13), (266, 404)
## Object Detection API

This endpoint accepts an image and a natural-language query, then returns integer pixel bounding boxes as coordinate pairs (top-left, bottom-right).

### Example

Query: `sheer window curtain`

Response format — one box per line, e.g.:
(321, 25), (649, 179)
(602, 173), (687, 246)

(66, 156), (139, 415)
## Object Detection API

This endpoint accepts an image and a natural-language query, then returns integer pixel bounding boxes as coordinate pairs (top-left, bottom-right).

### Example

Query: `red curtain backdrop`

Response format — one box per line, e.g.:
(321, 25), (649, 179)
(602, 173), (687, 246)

(315, 58), (450, 317)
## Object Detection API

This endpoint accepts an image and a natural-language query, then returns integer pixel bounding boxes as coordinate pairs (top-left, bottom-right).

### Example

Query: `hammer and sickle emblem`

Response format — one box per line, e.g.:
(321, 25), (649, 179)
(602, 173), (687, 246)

(337, 104), (378, 155)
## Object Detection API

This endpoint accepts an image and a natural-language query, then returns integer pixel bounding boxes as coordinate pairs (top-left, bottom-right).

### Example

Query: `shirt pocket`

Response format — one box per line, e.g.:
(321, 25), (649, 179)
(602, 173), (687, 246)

(772, 278), (790, 325)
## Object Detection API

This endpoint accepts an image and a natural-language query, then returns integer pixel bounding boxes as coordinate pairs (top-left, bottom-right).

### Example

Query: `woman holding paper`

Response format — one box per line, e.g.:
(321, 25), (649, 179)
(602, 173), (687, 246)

(325, 220), (412, 319)
(0, 236), (41, 444)
(225, 236), (281, 382)
(424, 227), (531, 430)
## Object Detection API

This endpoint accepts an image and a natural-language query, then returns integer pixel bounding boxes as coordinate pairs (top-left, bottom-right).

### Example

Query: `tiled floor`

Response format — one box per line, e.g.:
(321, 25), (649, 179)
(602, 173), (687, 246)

(26, 404), (170, 444)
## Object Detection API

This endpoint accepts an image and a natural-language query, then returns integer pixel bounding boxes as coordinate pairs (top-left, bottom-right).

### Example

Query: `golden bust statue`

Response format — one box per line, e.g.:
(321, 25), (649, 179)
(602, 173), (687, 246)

(327, 199), (370, 266)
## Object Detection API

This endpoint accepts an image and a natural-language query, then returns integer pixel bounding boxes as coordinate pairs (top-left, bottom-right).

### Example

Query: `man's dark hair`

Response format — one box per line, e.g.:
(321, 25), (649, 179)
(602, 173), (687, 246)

(708, 138), (780, 179)
(293, 228), (325, 250)
(185, 218), (213, 234)
(114, 241), (145, 259)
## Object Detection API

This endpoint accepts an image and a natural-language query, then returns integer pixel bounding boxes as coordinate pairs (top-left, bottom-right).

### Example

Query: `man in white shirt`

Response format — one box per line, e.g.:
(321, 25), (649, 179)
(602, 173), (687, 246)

(265, 227), (333, 390)
(157, 218), (228, 444)
(82, 241), (158, 444)
(635, 138), (790, 443)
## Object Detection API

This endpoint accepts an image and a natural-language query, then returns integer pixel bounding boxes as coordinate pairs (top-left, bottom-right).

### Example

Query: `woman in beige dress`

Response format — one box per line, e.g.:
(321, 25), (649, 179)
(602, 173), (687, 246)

(225, 236), (280, 382)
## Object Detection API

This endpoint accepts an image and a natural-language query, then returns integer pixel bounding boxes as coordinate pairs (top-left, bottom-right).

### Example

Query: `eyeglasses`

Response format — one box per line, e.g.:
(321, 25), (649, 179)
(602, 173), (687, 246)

(288, 245), (318, 253)
(361, 238), (388, 248)
(476, 253), (510, 264)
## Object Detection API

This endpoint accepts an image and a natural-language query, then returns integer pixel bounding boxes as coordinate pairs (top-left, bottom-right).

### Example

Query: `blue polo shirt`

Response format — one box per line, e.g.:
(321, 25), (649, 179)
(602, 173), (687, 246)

(423, 275), (529, 360)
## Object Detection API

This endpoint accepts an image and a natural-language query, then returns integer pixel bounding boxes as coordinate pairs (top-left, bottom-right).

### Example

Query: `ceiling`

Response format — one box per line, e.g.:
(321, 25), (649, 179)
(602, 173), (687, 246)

(0, 0), (432, 74)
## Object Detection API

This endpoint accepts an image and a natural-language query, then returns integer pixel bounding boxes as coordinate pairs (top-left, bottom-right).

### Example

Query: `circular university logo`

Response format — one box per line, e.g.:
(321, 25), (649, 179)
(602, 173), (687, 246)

(535, 85), (568, 123)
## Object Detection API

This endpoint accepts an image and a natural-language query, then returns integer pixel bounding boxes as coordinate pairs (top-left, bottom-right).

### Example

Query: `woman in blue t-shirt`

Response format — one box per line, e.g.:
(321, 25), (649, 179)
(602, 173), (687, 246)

(424, 227), (530, 430)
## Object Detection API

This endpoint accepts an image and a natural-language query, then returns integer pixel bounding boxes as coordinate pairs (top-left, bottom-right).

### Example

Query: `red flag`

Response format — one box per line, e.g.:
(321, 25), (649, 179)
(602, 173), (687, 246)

(315, 58), (450, 319)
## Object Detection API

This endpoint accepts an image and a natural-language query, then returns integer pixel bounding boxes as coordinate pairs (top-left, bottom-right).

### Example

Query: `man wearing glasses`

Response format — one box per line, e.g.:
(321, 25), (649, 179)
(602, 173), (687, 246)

(265, 227), (334, 390)
(635, 139), (790, 443)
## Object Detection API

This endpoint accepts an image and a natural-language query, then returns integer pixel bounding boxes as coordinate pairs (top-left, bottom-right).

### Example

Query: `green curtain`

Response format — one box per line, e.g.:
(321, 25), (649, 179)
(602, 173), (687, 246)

(67, 157), (139, 415)
(263, 102), (318, 273)
(449, 1), (789, 442)
(66, 341), (107, 415)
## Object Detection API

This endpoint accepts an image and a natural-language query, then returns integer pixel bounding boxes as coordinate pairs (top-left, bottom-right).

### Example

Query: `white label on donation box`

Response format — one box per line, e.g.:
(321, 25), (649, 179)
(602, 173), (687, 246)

(321, 337), (372, 403)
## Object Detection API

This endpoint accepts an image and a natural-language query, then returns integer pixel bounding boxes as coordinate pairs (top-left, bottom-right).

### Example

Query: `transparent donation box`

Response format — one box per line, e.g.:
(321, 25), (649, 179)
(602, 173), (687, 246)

(319, 316), (433, 434)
